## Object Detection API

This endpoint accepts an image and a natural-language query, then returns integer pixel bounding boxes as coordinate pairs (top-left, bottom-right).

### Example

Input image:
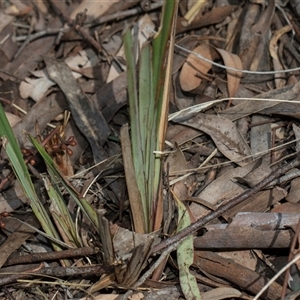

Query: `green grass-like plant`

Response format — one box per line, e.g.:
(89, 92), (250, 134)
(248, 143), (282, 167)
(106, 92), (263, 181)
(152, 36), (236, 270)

(0, 103), (98, 256)
(123, 2), (202, 298)
(123, 0), (178, 233)
(0, 103), (63, 252)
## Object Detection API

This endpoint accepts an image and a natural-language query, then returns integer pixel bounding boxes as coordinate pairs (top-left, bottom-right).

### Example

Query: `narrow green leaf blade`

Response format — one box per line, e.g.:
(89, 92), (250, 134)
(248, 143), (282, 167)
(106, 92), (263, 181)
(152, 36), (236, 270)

(0, 103), (63, 249)
(123, 26), (149, 230)
(152, 0), (177, 98)
(0, 103), (25, 169)
(2, 138), (64, 251)
(175, 193), (202, 300)
(29, 135), (99, 229)
(43, 176), (81, 248)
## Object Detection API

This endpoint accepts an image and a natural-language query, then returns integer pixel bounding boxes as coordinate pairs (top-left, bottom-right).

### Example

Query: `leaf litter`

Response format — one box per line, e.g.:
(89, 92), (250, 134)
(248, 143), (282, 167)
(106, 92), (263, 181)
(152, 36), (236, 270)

(0, 0), (300, 299)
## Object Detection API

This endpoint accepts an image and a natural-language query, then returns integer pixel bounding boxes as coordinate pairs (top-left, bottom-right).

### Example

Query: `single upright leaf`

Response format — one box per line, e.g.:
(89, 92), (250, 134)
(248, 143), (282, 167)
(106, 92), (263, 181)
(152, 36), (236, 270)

(173, 191), (201, 300)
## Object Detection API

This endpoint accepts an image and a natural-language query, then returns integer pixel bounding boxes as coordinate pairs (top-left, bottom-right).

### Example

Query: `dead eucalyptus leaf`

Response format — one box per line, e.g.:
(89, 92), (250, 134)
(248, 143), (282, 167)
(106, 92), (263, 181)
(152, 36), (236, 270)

(202, 287), (251, 300)
(285, 177), (300, 203)
(214, 47), (242, 97)
(5, 112), (21, 127)
(179, 44), (242, 96)
(174, 113), (251, 166)
(166, 145), (195, 200)
(189, 160), (259, 220)
(269, 24), (292, 88)
(219, 82), (300, 121)
(179, 44), (217, 92)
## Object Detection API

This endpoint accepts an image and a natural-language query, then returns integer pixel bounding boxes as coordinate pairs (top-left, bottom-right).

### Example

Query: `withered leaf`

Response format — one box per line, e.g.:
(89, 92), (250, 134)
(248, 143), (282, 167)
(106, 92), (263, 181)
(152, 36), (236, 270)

(173, 113), (251, 166)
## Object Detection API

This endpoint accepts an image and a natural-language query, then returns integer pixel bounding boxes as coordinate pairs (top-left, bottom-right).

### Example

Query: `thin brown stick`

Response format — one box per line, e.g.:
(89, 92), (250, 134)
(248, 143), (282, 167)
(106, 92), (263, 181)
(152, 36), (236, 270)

(48, 0), (102, 53)
(87, 1), (163, 28)
(3, 247), (99, 267)
(0, 264), (114, 286)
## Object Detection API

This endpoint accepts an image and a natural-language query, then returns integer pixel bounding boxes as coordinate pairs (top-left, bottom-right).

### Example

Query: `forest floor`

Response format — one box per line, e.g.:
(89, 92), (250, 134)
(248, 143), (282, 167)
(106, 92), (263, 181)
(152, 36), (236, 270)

(0, 0), (300, 299)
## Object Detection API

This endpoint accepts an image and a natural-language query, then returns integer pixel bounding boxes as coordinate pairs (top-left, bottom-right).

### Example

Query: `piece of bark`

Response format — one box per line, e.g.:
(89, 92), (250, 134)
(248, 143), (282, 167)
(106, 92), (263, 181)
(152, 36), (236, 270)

(194, 251), (283, 300)
(195, 212), (299, 248)
(229, 212), (300, 230)
(194, 224), (292, 249)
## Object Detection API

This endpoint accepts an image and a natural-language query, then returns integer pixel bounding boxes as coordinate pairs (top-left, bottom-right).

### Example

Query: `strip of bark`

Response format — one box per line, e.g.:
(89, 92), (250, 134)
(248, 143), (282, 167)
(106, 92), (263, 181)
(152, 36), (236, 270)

(194, 251), (282, 300)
